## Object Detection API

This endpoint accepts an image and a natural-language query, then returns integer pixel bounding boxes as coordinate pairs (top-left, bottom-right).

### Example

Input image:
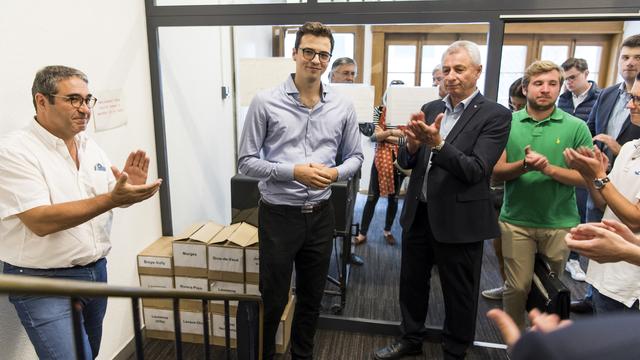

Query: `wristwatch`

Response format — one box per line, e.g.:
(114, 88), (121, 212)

(593, 176), (610, 190)
(522, 159), (529, 172)
(431, 140), (445, 153)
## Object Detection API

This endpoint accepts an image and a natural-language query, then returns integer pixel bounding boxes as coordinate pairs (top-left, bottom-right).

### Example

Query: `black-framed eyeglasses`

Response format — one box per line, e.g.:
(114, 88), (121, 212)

(298, 48), (332, 63)
(630, 94), (640, 107)
(48, 94), (98, 109)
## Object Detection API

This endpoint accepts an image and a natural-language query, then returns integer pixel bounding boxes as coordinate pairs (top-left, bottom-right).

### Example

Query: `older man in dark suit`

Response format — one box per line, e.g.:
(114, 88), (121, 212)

(373, 40), (511, 360)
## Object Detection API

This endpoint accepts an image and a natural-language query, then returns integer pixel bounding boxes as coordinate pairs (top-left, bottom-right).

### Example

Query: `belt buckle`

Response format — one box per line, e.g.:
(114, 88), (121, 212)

(301, 204), (313, 214)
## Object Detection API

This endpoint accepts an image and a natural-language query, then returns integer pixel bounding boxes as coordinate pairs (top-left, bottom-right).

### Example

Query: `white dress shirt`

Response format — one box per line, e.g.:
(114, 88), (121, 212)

(586, 140), (640, 308)
(0, 120), (116, 268)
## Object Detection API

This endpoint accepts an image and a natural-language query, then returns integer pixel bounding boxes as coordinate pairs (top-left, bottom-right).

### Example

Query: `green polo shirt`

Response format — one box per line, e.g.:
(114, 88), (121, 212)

(499, 107), (593, 228)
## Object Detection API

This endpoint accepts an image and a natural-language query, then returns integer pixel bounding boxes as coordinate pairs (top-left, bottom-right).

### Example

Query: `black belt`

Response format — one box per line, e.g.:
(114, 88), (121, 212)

(260, 199), (330, 214)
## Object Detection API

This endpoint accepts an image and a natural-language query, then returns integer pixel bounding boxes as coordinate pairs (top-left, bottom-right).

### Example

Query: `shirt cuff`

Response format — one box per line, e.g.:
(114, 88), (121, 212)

(276, 163), (295, 181)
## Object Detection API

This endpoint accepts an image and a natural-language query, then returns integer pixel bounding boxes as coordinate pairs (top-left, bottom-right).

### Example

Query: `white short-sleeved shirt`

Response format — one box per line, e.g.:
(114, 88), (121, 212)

(0, 120), (116, 268)
(586, 139), (640, 308)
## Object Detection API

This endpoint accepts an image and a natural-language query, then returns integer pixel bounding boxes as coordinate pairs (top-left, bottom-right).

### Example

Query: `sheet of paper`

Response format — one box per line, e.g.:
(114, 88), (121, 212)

(92, 89), (127, 132)
(238, 58), (295, 106)
(385, 87), (440, 127)
(329, 84), (375, 124)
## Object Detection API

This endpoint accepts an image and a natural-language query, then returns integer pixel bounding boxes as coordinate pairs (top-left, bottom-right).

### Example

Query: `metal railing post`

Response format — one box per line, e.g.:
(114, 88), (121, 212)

(173, 298), (183, 360)
(70, 297), (86, 360)
(224, 300), (231, 360)
(202, 299), (211, 360)
(131, 297), (144, 360)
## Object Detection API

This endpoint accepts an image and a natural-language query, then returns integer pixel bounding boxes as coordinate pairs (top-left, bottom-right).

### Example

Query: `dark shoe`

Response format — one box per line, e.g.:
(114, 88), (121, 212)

(373, 340), (422, 360)
(383, 232), (396, 245)
(350, 254), (364, 266)
(570, 299), (593, 314)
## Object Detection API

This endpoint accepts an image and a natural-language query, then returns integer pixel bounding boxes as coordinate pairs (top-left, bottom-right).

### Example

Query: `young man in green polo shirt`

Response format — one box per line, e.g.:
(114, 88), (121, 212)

(493, 60), (593, 329)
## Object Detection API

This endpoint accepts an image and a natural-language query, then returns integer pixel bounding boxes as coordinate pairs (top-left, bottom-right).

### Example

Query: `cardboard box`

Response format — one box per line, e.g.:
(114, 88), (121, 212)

(211, 311), (238, 348)
(173, 222), (224, 278)
(139, 275), (174, 309)
(137, 236), (175, 309)
(245, 282), (260, 297)
(209, 294), (294, 351)
(244, 238), (260, 284)
(276, 295), (295, 354)
(138, 236), (174, 276)
(208, 222), (253, 283)
(174, 276), (209, 311)
(209, 280), (245, 314)
(144, 308), (213, 345)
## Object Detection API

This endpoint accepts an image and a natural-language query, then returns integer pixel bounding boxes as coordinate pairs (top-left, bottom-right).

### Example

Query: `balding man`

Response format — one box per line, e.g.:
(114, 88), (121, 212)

(329, 56), (357, 83)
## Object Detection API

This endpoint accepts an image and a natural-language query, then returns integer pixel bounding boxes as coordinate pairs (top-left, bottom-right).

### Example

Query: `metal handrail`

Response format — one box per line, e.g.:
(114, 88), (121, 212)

(0, 274), (263, 360)
(0, 274), (261, 301)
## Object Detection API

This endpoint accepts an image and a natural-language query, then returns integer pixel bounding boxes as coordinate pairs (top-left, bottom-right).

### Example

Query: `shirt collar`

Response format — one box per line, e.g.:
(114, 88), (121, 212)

(517, 106), (564, 123)
(442, 88), (480, 112)
(30, 116), (86, 149)
(572, 82), (592, 99)
(618, 82), (628, 94)
(284, 73), (329, 102)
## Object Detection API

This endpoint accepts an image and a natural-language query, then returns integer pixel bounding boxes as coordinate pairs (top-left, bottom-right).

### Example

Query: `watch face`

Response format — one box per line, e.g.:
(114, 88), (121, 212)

(593, 177), (609, 189)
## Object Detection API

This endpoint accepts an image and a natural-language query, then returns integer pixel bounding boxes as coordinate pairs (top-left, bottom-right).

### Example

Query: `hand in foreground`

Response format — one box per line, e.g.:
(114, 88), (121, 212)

(524, 145), (549, 172)
(404, 112), (444, 149)
(593, 134), (621, 156)
(109, 169), (162, 206)
(565, 220), (638, 263)
(487, 308), (572, 347)
(294, 163), (336, 189)
(112, 150), (150, 185)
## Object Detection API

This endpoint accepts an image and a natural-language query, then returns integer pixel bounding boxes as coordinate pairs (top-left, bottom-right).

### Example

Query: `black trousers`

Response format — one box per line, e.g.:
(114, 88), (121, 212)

(258, 200), (335, 360)
(400, 201), (483, 360)
(359, 162), (405, 234)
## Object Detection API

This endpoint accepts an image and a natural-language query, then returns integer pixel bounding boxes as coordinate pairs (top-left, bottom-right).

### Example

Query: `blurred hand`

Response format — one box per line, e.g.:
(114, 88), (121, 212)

(565, 221), (638, 263)
(487, 308), (572, 348)
(524, 145), (549, 172)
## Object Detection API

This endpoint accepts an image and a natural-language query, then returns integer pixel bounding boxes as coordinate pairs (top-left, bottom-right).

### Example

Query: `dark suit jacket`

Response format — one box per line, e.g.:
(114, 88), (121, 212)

(587, 83), (640, 163)
(511, 314), (640, 360)
(397, 93), (511, 244)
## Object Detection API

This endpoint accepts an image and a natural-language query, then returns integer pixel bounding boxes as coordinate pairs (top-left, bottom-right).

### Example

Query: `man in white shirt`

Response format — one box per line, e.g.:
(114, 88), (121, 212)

(0, 65), (161, 359)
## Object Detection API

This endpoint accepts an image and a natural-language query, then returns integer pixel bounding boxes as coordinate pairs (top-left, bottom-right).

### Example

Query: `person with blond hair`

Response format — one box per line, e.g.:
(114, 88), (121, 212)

(493, 60), (592, 329)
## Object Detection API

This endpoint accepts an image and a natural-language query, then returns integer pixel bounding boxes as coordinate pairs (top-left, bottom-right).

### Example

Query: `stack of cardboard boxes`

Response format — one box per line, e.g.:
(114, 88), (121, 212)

(138, 221), (294, 351)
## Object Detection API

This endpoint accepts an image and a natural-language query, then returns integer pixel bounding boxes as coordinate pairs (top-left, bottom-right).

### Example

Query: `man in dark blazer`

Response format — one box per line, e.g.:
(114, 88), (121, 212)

(572, 34), (640, 313)
(373, 40), (511, 360)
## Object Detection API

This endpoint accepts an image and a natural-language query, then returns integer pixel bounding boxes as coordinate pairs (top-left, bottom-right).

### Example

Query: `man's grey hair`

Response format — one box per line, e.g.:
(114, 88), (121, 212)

(432, 64), (442, 75)
(32, 65), (88, 110)
(330, 57), (357, 74)
(442, 40), (482, 67)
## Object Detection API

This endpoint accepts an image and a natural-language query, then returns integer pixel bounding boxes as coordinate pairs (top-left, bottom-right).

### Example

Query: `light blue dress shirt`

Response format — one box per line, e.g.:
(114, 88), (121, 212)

(605, 82), (631, 140)
(238, 74), (364, 206)
(420, 89), (480, 201)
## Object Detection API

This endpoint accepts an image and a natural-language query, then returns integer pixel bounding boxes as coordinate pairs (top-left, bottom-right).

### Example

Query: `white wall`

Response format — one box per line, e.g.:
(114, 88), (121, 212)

(624, 20), (640, 39)
(159, 26), (237, 232)
(0, 1), (162, 359)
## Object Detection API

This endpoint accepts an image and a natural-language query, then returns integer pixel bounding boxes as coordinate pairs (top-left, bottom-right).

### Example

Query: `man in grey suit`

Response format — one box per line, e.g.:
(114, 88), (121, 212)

(373, 40), (511, 360)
